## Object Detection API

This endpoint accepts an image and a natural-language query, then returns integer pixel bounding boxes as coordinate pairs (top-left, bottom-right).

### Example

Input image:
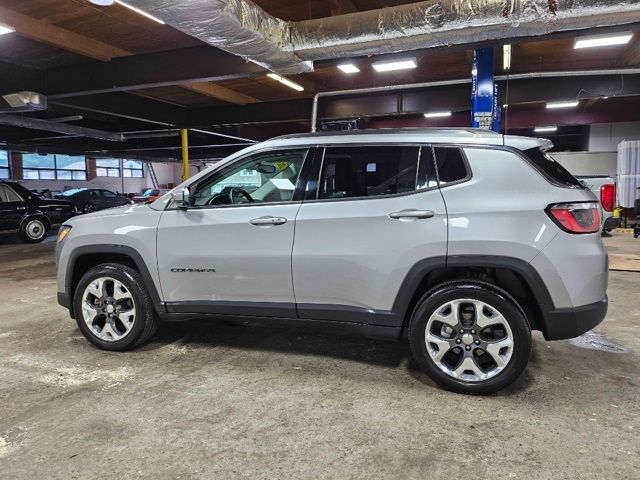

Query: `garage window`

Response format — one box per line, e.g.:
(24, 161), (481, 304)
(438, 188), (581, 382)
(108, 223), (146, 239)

(318, 146), (419, 200)
(96, 159), (121, 177)
(22, 153), (87, 181)
(0, 150), (9, 179)
(123, 160), (144, 178)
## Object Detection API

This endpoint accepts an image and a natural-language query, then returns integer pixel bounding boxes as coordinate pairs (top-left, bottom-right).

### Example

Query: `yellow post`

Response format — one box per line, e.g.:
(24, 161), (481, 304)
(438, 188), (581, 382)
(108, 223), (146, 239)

(180, 128), (189, 181)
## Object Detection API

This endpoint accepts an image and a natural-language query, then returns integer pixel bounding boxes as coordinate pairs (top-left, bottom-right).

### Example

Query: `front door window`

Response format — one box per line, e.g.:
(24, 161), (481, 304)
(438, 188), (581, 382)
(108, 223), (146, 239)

(192, 149), (308, 207)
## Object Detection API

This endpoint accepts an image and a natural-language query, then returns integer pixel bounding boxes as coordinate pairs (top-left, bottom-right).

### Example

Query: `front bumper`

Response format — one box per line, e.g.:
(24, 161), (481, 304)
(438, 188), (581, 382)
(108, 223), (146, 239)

(540, 296), (608, 340)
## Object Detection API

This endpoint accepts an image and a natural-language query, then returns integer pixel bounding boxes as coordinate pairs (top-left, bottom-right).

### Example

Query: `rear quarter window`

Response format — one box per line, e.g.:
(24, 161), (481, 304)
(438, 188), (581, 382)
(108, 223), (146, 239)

(433, 147), (469, 185)
(522, 148), (584, 188)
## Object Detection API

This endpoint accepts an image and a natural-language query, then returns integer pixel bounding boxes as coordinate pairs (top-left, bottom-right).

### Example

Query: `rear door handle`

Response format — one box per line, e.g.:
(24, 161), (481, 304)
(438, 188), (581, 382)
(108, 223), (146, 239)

(389, 209), (434, 220)
(249, 216), (287, 226)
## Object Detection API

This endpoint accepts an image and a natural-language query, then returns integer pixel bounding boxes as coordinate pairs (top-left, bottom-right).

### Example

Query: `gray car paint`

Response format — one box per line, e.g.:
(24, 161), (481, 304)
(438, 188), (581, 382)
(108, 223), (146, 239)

(56, 129), (607, 325)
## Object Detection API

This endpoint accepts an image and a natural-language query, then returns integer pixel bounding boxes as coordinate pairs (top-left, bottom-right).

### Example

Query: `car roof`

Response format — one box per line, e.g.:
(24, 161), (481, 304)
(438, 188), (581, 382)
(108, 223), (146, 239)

(260, 128), (551, 151)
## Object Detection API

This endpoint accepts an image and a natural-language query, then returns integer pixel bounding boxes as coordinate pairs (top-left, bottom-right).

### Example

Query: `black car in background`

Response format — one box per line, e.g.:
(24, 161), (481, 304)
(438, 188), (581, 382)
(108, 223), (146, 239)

(55, 188), (131, 213)
(0, 181), (75, 243)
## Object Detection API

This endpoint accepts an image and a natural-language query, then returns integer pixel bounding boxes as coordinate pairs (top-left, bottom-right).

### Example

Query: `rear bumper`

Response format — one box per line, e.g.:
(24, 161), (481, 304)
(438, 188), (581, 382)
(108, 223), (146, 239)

(540, 296), (608, 340)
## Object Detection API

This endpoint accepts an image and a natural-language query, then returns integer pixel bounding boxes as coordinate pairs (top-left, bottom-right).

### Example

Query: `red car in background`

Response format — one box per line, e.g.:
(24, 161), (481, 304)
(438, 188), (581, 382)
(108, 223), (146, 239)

(131, 188), (168, 204)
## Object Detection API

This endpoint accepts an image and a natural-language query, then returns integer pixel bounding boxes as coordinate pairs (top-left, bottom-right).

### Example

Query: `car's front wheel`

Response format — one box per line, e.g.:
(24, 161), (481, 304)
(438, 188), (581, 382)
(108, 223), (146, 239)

(408, 280), (531, 395)
(82, 202), (95, 213)
(73, 263), (159, 351)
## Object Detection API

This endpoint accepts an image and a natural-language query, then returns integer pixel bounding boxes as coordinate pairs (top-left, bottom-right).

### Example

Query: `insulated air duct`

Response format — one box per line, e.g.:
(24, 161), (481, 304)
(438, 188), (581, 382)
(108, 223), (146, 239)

(127, 0), (640, 74)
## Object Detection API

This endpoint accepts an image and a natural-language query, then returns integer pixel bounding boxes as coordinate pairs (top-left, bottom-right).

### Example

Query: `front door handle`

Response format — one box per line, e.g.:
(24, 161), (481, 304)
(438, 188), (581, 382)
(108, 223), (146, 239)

(249, 216), (287, 226)
(389, 209), (435, 220)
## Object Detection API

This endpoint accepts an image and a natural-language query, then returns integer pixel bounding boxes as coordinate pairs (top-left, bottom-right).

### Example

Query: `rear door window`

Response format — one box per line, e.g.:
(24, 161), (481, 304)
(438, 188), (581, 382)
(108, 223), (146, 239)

(318, 146), (419, 200)
(433, 147), (469, 186)
(522, 148), (584, 188)
(0, 184), (23, 202)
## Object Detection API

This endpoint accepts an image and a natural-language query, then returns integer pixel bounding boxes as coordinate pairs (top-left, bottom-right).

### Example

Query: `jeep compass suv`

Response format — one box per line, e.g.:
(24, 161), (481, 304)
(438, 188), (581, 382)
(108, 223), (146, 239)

(55, 129), (608, 394)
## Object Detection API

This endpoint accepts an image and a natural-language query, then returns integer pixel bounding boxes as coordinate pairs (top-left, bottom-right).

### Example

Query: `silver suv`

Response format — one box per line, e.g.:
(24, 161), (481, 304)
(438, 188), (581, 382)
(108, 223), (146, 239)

(55, 128), (608, 394)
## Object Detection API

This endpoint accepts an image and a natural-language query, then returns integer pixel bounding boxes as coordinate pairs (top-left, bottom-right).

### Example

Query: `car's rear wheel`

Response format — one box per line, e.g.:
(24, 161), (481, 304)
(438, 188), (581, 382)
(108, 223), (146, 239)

(73, 263), (159, 351)
(19, 217), (49, 243)
(408, 280), (531, 395)
(82, 202), (95, 213)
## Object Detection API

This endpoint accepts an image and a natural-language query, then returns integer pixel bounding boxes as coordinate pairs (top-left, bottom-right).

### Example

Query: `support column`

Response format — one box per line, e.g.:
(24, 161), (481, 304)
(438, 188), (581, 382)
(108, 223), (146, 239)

(180, 128), (189, 181)
(471, 48), (500, 132)
(10, 152), (22, 180)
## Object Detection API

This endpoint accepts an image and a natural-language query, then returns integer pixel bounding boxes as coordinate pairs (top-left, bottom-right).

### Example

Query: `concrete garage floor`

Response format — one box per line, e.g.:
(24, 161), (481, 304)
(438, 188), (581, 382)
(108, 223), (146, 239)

(0, 233), (638, 480)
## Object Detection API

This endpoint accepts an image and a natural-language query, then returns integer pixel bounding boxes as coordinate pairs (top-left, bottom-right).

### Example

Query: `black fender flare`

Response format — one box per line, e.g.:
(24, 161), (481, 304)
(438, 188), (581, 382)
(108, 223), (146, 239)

(64, 244), (164, 318)
(391, 255), (555, 324)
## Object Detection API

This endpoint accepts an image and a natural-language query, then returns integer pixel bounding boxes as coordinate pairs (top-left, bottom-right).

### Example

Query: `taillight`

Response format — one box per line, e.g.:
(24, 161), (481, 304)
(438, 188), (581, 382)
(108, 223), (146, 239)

(547, 202), (600, 234)
(600, 184), (615, 212)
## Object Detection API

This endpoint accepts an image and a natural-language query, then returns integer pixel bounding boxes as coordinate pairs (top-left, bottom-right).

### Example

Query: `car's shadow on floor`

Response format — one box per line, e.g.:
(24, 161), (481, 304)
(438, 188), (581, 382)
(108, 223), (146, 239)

(149, 319), (410, 368)
(142, 319), (534, 395)
(0, 231), (57, 245)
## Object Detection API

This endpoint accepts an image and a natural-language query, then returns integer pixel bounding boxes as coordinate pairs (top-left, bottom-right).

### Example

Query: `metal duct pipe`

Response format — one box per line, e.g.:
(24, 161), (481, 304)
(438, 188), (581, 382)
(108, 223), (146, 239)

(310, 68), (640, 131)
(127, 1), (640, 74)
(292, 0), (640, 61)
(0, 114), (126, 141)
(126, 0), (311, 74)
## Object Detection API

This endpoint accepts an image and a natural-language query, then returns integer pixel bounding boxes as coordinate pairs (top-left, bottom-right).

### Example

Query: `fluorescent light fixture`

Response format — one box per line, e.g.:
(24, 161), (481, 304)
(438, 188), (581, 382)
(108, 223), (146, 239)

(0, 23), (15, 35)
(546, 100), (579, 109)
(89, 0), (115, 5)
(115, 0), (165, 24)
(574, 32), (633, 49)
(266, 73), (304, 92)
(424, 111), (452, 118)
(338, 64), (360, 74)
(372, 58), (417, 72)
(503, 44), (512, 71)
(535, 126), (558, 133)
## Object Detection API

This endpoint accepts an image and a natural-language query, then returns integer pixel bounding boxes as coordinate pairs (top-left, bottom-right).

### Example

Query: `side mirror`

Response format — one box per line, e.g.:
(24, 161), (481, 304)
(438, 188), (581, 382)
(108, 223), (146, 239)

(171, 186), (191, 209)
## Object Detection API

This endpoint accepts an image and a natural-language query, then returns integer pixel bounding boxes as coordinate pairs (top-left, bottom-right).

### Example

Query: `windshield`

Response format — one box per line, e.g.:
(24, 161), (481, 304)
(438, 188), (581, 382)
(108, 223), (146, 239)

(60, 188), (87, 196)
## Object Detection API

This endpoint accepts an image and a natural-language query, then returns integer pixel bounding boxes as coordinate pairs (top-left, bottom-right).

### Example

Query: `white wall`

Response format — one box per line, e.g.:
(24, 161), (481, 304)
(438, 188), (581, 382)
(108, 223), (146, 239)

(550, 152), (617, 178)
(588, 122), (640, 153)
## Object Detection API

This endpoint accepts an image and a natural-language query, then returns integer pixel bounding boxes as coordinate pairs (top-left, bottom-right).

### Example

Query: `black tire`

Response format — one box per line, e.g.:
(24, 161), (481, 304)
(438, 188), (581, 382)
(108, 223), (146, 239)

(19, 216), (49, 243)
(82, 202), (95, 214)
(408, 280), (532, 395)
(73, 263), (159, 351)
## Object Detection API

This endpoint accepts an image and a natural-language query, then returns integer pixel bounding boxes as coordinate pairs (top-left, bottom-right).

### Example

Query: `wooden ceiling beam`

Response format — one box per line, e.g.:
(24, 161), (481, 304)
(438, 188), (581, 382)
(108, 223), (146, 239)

(181, 82), (261, 105)
(0, 6), (130, 61)
(323, 0), (358, 16)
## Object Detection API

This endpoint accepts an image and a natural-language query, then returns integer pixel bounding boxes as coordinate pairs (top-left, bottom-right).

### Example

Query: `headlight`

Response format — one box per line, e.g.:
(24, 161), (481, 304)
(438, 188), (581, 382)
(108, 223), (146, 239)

(57, 225), (72, 244)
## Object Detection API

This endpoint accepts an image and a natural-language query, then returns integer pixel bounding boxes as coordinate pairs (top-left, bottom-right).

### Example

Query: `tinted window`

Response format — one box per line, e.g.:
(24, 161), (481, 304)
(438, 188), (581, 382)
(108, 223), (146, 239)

(434, 147), (468, 185)
(0, 184), (23, 203)
(101, 190), (117, 198)
(523, 148), (584, 188)
(319, 146), (419, 200)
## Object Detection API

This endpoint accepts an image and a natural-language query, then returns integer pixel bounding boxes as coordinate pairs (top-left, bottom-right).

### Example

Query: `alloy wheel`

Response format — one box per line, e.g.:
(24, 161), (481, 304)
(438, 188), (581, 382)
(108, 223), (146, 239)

(81, 276), (136, 342)
(424, 299), (514, 382)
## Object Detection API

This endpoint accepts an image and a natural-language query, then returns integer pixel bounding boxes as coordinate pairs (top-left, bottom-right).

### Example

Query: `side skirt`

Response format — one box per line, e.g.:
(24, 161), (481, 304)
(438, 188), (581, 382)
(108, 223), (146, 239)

(158, 311), (402, 341)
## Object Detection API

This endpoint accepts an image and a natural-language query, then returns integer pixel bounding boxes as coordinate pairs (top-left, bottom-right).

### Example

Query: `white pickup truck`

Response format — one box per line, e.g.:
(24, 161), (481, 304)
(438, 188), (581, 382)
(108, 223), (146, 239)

(576, 176), (618, 233)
